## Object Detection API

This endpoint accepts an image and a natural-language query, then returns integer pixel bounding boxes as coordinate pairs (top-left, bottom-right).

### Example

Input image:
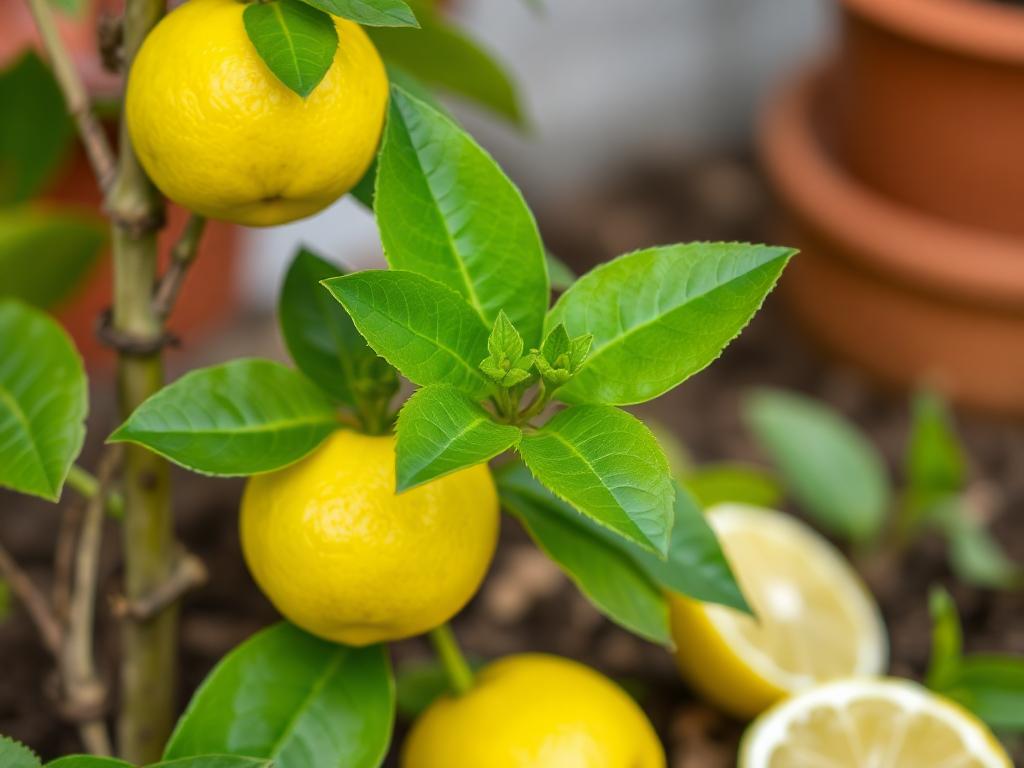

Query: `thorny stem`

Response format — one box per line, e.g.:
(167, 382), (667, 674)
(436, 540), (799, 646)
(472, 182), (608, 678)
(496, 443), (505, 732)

(428, 623), (474, 696)
(23, 0), (116, 190)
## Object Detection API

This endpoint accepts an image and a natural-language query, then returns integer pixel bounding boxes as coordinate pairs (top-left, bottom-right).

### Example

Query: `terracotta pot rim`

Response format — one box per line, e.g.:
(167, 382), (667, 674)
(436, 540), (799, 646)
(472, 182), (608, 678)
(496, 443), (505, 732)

(757, 59), (1024, 312)
(842, 0), (1024, 64)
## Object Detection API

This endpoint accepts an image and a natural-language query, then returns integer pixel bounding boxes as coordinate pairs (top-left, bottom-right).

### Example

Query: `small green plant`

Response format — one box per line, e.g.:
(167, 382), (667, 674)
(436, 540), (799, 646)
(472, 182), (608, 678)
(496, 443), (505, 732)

(927, 587), (1024, 734)
(742, 388), (1021, 589)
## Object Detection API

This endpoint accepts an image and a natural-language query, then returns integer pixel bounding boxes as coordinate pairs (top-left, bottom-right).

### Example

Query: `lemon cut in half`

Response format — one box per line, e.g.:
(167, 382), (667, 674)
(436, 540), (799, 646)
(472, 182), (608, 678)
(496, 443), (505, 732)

(741, 677), (1012, 767)
(670, 504), (888, 718)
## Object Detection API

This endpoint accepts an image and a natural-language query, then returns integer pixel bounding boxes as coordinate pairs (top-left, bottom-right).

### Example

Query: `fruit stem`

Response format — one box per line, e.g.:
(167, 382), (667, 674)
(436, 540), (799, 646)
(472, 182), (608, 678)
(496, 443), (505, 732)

(429, 623), (474, 696)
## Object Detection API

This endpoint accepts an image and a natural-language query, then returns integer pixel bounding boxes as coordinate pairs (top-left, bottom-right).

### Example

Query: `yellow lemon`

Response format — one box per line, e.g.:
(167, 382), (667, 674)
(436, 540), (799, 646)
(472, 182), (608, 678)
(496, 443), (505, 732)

(240, 430), (498, 645)
(402, 654), (666, 768)
(126, 0), (388, 226)
(670, 504), (887, 719)
(741, 678), (1011, 767)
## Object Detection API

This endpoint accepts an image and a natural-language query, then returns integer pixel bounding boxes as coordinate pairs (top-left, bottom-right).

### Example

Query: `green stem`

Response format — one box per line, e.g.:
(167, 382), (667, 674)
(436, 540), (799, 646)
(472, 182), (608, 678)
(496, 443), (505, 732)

(112, 0), (175, 762)
(428, 624), (474, 696)
(517, 380), (551, 423)
(66, 464), (124, 517)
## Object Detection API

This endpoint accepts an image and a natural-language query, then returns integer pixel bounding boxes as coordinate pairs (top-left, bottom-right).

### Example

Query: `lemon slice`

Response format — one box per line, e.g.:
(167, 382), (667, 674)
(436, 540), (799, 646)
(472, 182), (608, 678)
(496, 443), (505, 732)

(669, 504), (887, 718)
(741, 677), (1011, 767)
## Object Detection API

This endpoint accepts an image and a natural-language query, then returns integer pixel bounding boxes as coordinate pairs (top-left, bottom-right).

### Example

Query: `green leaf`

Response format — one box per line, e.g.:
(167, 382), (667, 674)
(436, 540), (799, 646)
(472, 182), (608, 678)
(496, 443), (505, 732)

(497, 462), (671, 645)
(547, 243), (795, 406)
(323, 270), (491, 398)
(164, 623), (394, 768)
(630, 484), (751, 614)
(395, 385), (520, 491)
(367, 7), (522, 122)
(395, 658), (482, 718)
(546, 252), (577, 292)
(150, 759), (273, 768)
(941, 656), (1024, 732)
(0, 736), (40, 768)
(926, 586), (963, 691)
(0, 208), (105, 309)
(279, 248), (395, 408)
(0, 52), (74, 204)
(243, 0), (338, 98)
(109, 359), (338, 476)
(683, 463), (783, 510)
(905, 391), (967, 521)
(0, 300), (87, 500)
(935, 502), (1022, 589)
(46, 758), (132, 768)
(299, 0), (418, 27)
(375, 86), (547, 346)
(744, 389), (890, 543)
(0, 579), (9, 621)
(518, 405), (674, 555)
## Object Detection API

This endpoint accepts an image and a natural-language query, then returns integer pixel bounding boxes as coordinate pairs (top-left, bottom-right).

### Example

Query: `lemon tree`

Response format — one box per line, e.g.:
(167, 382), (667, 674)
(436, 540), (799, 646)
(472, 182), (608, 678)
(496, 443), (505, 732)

(0, 0), (814, 765)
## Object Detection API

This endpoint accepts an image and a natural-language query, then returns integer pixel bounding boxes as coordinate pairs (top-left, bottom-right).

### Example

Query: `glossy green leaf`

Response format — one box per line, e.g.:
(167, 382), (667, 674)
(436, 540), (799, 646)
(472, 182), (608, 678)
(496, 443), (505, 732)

(46, 758), (132, 768)
(243, 0), (338, 98)
(151, 758), (273, 768)
(926, 586), (962, 691)
(0, 736), (40, 768)
(941, 656), (1024, 732)
(279, 248), (392, 407)
(0, 208), (104, 309)
(744, 389), (890, 543)
(497, 462), (671, 644)
(905, 391), (967, 522)
(396, 385), (519, 491)
(630, 484), (750, 613)
(323, 270), (491, 398)
(376, 87), (547, 346)
(109, 359), (338, 476)
(547, 243), (795, 406)
(367, 7), (522, 122)
(164, 623), (394, 768)
(299, 0), (418, 27)
(683, 463), (783, 510)
(0, 52), (74, 204)
(518, 405), (674, 555)
(0, 300), (87, 500)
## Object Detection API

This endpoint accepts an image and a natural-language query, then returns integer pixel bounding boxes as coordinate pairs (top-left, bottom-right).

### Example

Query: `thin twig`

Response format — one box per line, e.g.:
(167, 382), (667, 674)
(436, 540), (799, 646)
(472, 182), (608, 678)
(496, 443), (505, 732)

(61, 447), (122, 756)
(24, 0), (117, 190)
(53, 501), (83, 623)
(153, 215), (207, 321)
(111, 552), (207, 622)
(0, 543), (62, 656)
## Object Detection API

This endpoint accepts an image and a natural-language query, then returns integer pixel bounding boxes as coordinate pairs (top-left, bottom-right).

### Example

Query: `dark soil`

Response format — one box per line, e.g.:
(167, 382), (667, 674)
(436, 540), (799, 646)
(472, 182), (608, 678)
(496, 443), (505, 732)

(2, 154), (1022, 766)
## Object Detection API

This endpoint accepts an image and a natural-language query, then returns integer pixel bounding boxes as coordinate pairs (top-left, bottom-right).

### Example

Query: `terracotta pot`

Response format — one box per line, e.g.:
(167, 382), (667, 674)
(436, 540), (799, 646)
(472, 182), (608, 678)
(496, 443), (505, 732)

(758, 61), (1024, 414)
(834, 0), (1024, 236)
(2, 2), (240, 368)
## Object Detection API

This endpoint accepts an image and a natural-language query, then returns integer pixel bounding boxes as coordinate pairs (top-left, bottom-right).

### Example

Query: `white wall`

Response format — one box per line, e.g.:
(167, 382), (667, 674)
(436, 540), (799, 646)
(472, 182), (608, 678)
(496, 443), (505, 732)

(241, 0), (830, 307)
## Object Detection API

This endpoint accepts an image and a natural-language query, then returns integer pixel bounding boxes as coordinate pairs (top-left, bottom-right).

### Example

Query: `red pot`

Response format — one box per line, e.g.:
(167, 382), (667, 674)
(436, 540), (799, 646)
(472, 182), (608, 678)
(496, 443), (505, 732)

(759, 61), (1024, 414)
(2, 2), (240, 368)
(834, 0), (1024, 236)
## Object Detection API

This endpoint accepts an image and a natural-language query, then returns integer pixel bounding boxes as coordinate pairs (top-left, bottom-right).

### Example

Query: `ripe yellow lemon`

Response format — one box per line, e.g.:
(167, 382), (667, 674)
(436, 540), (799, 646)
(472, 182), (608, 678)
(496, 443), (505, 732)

(240, 430), (499, 645)
(126, 0), (388, 226)
(670, 504), (887, 719)
(741, 678), (1011, 767)
(402, 654), (666, 768)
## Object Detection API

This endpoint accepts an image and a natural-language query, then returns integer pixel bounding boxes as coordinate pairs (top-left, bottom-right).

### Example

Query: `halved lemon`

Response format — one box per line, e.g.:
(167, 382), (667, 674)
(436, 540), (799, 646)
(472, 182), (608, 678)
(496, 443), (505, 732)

(669, 504), (887, 719)
(740, 677), (1011, 767)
